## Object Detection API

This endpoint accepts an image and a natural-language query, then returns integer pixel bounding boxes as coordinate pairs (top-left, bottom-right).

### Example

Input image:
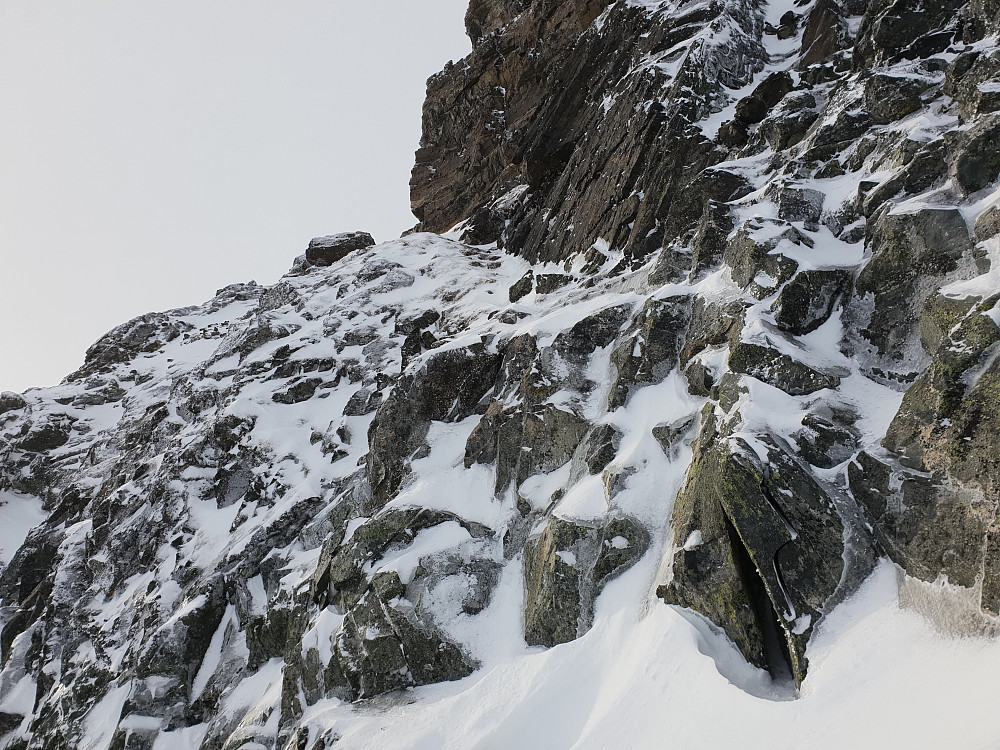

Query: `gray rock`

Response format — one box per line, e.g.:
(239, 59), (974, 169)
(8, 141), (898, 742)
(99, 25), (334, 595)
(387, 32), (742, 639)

(660, 421), (845, 686)
(535, 273), (572, 294)
(258, 282), (301, 313)
(772, 269), (852, 335)
(524, 515), (648, 647)
(680, 297), (746, 365)
(0, 391), (27, 416)
(305, 232), (376, 267)
(410, 0), (765, 265)
(772, 185), (826, 224)
(570, 423), (621, 481)
(729, 342), (841, 395)
(609, 296), (691, 408)
(367, 343), (502, 510)
(16, 421), (71, 452)
(272, 378), (323, 404)
(951, 117), (1000, 195)
(864, 74), (930, 124)
(315, 507), (492, 607)
(759, 92), (820, 151)
(975, 205), (1000, 240)
(723, 221), (803, 299)
(850, 452), (991, 592)
(862, 140), (948, 216)
(508, 271), (534, 303)
(856, 207), (975, 360)
(799, 0), (849, 66)
(947, 50), (1000, 119)
(343, 387), (382, 416)
(67, 312), (188, 381)
(795, 411), (859, 468)
(332, 582), (475, 699)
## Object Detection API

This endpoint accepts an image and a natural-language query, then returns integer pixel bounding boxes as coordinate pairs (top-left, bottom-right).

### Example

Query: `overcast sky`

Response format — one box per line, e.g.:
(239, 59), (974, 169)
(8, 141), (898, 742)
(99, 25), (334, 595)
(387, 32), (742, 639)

(0, 0), (470, 392)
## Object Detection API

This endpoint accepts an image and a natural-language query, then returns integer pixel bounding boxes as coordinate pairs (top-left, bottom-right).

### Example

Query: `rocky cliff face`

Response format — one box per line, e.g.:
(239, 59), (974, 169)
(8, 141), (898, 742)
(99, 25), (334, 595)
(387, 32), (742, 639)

(2, 0), (1000, 747)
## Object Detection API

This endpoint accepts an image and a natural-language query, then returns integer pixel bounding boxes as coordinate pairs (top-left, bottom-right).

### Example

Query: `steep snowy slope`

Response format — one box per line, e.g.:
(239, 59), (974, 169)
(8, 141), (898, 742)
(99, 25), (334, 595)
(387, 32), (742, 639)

(2, 0), (1000, 747)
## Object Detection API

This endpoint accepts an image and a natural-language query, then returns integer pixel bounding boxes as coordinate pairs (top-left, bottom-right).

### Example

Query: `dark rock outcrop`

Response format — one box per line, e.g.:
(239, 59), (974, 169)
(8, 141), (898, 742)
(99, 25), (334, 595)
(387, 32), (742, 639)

(660, 417), (846, 686)
(304, 232), (376, 267)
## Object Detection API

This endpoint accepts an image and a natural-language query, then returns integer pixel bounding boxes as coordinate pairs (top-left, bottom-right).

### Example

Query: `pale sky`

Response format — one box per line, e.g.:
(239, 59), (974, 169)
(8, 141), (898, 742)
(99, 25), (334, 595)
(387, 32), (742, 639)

(0, 0), (470, 392)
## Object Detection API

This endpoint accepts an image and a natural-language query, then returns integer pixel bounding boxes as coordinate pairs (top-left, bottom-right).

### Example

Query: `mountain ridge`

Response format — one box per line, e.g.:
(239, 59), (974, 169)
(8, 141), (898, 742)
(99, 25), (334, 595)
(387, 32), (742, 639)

(2, 0), (1000, 747)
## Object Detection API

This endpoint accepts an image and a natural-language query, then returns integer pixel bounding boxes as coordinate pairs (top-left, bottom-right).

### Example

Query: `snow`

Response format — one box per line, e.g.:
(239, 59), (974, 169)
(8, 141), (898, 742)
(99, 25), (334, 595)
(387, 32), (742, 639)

(519, 462), (574, 513)
(387, 417), (505, 528)
(151, 724), (210, 750)
(80, 682), (131, 750)
(0, 490), (46, 567)
(941, 238), (1000, 300)
(0, 674), (36, 716)
(683, 529), (704, 550)
(284, 558), (1000, 749)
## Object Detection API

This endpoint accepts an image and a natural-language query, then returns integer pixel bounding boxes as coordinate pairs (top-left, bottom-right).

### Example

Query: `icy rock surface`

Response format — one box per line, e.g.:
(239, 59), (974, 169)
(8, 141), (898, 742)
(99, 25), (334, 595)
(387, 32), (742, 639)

(2, 0), (1000, 747)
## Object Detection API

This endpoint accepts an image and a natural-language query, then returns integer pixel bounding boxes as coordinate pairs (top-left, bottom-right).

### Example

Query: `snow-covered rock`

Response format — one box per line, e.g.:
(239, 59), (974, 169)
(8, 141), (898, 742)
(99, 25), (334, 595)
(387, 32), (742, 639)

(3, 0), (1000, 747)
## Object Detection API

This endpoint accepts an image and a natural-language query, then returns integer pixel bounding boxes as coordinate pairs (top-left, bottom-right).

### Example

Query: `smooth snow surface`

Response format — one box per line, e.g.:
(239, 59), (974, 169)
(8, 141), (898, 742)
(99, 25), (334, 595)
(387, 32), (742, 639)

(0, 490), (46, 566)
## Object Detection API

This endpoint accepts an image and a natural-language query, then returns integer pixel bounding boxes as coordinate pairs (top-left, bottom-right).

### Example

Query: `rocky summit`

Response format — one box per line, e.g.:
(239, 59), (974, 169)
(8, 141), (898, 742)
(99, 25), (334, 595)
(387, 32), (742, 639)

(2, 0), (1000, 747)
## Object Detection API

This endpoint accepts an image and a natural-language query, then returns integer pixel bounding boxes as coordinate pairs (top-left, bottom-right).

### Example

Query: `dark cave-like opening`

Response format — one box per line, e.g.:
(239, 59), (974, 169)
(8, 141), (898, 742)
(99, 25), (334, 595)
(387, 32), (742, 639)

(724, 512), (794, 684)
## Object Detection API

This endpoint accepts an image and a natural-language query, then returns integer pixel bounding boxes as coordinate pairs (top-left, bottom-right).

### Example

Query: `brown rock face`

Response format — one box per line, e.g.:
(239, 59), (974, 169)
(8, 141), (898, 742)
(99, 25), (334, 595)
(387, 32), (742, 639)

(410, 0), (766, 264)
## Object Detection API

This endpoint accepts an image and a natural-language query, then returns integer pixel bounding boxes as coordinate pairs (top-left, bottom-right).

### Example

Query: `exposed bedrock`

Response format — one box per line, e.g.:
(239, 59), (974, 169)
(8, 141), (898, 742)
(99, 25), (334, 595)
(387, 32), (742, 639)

(659, 414), (849, 686)
(410, 0), (766, 264)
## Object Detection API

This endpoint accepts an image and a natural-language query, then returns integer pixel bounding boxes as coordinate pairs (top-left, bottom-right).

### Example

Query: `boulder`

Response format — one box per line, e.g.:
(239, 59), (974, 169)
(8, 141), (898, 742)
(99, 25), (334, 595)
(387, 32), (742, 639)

(951, 117), (1000, 195)
(856, 207), (975, 360)
(799, 0), (848, 67)
(342, 387), (382, 416)
(680, 297), (746, 365)
(947, 50), (1000, 120)
(849, 452), (992, 592)
(524, 515), (649, 647)
(975, 206), (1000, 241)
(660, 423), (845, 685)
(772, 186), (826, 224)
(609, 296), (691, 407)
(16, 421), (71, 452)
(305, 232), (376, 267)
(367, 343), (502, 510)
(759, 92), (819, 151)
(723, 220), (804, 299)
(508, 271), (534, 302)
(862, 140), (948, 215)
(729, 342), (841, 395)
(331, 580), (474, 699)
(795, 411), (859, 468)
(864, 74), (929, 124)
(0, 391), (27, 416)
(772, 269), (852, 335)
(271, 378), (323, 404)
(733, 72), (794, 125)
(535, 273), (573, 294)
